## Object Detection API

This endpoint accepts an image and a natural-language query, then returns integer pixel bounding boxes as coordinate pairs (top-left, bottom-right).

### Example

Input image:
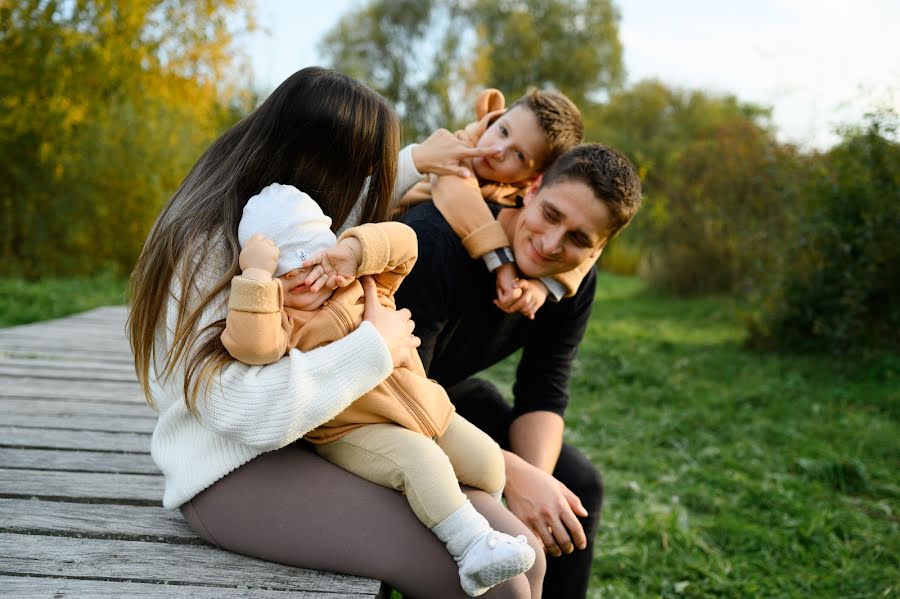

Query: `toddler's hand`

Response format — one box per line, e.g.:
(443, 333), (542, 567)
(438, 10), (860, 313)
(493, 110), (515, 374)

(240, 234), (279, 281)
(412, 129), (491, 178)
(494, 278), (548, 320)
(302, 237), (363, 292)
(494, 263), (523, 307)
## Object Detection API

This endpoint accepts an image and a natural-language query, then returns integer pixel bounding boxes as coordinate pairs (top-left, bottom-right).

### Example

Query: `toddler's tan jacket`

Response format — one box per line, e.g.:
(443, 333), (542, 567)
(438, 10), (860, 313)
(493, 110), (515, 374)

(394, 89), (596, 298)
(221, 222), (454, 445)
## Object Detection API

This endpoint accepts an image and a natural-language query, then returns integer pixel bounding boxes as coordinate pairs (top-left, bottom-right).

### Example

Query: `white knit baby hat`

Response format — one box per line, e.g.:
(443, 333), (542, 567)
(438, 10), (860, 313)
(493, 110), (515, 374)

(238, 183), (337, 277)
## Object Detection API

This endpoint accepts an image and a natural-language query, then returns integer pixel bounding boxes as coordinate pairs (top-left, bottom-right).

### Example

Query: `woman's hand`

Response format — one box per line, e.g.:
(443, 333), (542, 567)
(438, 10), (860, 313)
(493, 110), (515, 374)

(412, 129), (490, 178)
(361, 276), (420, 368)
(239, 234), (279, 281)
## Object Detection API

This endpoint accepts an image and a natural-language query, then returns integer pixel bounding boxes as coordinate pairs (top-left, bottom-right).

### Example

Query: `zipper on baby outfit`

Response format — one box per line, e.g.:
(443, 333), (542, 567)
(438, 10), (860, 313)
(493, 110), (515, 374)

(325, 299), (438, 437)
(322, 301), (353, 336)
(384, 373), (439, 437)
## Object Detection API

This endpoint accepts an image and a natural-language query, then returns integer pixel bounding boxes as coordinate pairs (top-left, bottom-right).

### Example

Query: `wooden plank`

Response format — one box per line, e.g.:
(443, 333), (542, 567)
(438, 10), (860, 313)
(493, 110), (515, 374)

(0, 357), (136, 372)
(0, 397), (155, 419)
(0, 426), (150, 453)
(0, 343), (133, 358)
(4, 413), (154, 434)
(0, 469), (162, 503)
(0, 333), (130, 347)
(0, 322), (125, 335)
(0, 378), (141, 400)
(0, 342), (131, 356)
(0, 365), (137, 383)
(0, 448), (158, 474)
(0, 324), (127, 336)
(0, 533), (383, 595)
(0, 576), (381, 599)
(0, 498), (192, 541)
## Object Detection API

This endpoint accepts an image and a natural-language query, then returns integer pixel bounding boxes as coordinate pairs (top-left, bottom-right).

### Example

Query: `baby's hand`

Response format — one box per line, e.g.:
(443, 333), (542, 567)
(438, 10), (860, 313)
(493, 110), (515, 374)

(494, 278), (548, 320)
(240, 234), (279, 281)
(302, 237), (363, 292)
(494, 263), (522, 307)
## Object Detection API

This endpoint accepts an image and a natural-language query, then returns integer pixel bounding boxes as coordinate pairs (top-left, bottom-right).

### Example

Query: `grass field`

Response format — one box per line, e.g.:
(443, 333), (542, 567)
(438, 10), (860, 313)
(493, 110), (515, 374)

(485, 273), (898, 598)
(0, 274), (128, 328)
(4, 273), (896, 598)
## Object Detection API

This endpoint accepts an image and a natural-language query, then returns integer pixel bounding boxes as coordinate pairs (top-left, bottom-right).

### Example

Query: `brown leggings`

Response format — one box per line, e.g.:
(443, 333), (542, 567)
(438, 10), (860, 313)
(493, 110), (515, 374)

(180, 443), (545, 599)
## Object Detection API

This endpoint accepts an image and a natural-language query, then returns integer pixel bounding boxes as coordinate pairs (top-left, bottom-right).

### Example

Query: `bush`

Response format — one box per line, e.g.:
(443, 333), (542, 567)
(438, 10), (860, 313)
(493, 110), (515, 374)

(587, 81), (802, 294)
(748, 111), (900, 351)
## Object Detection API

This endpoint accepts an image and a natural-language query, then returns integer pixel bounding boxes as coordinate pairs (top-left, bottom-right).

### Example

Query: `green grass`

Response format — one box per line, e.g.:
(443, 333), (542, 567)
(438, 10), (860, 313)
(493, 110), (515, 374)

(484, 273), (898, 598)
(0, 274), (128, 327)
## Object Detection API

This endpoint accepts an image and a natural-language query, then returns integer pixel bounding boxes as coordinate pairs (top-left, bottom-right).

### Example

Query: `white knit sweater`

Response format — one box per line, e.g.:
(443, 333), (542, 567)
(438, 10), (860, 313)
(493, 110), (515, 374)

(148, 146), (423, 509)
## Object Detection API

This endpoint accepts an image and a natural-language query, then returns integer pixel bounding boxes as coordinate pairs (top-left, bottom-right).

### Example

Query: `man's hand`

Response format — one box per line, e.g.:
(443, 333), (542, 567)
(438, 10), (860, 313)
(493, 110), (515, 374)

(239, 234), (279, 282)
(503, 451), (588, 557)
(494, 277), (548, 320)
(301, 238), (363, 292)
(412, 129), (490, 178)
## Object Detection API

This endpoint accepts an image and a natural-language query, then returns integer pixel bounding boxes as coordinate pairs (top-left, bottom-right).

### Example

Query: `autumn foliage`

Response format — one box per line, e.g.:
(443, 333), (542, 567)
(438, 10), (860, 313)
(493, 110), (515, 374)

(0, 0), (255, 278)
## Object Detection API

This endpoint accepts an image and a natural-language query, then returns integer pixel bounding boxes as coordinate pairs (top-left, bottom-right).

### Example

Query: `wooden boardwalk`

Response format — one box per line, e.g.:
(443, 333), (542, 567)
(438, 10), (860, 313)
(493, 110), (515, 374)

(0, 306), (386, 598)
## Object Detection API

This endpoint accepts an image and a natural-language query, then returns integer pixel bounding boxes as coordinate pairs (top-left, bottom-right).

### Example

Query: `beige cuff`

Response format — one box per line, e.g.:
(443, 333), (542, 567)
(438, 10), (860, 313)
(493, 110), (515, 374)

(460, 221), (510, 259)
(228, 276), (282, 313)
(339, 223), (390, 276)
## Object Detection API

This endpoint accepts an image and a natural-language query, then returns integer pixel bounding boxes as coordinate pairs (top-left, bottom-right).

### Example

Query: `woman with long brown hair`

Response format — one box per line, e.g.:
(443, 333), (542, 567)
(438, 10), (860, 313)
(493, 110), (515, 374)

(127, 67), (544, 598)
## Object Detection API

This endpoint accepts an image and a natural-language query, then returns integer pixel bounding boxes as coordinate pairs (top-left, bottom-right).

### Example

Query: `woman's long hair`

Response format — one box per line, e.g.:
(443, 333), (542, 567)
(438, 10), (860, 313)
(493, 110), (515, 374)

(128, 67), (400, 412)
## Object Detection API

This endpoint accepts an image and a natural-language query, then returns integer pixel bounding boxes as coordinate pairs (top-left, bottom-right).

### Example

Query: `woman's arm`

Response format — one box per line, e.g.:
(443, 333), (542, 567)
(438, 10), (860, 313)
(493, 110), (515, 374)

(158, 244), (413, 453)
(194, 320), (394, 453)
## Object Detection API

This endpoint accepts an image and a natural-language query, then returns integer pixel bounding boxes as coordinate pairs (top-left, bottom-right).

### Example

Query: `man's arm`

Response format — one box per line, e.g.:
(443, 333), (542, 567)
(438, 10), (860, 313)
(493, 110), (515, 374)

(502, 413), (589, 557)
(503, 270), (597, 556)
(509, 410), (564, 472)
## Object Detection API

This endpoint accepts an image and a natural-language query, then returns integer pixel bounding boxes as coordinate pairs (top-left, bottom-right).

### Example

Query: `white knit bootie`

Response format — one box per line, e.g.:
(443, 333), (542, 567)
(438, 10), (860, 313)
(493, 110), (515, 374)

(432, 500), (536, 597)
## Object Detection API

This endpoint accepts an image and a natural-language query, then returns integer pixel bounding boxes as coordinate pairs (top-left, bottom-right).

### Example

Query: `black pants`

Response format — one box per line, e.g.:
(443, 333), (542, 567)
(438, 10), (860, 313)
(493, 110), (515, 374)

(447, 378), (603, 599)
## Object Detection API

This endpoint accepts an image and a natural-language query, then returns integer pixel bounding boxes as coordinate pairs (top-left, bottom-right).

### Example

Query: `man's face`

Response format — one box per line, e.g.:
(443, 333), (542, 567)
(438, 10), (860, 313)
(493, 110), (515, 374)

(511, 178), (609, 279)
(472, 106), (549, 184)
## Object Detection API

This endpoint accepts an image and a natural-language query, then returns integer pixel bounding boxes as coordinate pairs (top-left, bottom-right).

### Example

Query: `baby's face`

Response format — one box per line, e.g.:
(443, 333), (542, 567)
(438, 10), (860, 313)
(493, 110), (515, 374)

(472, 105), (549, 184)
(279, 268), (334, 311)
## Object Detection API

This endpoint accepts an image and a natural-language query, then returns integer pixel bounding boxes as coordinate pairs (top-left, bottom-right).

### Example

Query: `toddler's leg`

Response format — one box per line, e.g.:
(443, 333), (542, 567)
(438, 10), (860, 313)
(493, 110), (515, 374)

(434, 414), (534, 596)
(436, 413), (506, 499)
(315, 424), (465, 527)
(433, 499), (536, 597)
(317, 424), (535, 597)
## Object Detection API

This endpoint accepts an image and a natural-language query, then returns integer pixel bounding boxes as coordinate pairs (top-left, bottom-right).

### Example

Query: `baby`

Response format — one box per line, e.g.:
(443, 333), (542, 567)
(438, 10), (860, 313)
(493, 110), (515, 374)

(221, 182), (535, 597)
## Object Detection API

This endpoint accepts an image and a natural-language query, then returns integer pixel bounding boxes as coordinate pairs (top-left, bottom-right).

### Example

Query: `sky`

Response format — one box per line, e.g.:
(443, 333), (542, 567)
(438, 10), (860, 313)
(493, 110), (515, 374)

(244, 0), (900, 150)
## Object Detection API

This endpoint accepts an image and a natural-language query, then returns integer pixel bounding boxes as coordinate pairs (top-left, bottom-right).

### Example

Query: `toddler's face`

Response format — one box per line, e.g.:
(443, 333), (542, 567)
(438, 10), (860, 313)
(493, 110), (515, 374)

(279, 268), (334, 311)
(473, 106), (549, 185)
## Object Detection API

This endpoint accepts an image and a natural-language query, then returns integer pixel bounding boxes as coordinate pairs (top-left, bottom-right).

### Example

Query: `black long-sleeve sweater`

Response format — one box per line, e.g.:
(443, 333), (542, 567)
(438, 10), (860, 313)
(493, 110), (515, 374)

(395, 202), (596, 417)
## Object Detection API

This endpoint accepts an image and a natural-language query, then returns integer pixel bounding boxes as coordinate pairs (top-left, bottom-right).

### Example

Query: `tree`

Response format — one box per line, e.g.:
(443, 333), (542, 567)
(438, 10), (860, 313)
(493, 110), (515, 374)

(586, 80), (802, 292)
(0, 0), (255, 277)
(319, 0), (624, 141)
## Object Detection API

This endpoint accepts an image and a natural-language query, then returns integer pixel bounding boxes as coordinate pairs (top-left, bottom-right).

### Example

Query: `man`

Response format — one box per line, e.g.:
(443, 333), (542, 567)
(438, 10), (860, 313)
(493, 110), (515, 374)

(395, 143), (642, 598)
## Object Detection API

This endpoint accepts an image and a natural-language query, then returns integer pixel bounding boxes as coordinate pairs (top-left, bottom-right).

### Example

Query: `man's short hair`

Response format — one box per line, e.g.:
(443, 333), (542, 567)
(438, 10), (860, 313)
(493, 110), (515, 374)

(510, 89), (584, 169)
(541, 144), (642, 242)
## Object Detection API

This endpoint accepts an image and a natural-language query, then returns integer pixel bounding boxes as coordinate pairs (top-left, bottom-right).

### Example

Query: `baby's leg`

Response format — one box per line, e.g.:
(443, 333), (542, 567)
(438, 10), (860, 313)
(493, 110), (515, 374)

(316, 424), (535, 597)
(436, 413), (506, 498)
(315, 423), (466, 527)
